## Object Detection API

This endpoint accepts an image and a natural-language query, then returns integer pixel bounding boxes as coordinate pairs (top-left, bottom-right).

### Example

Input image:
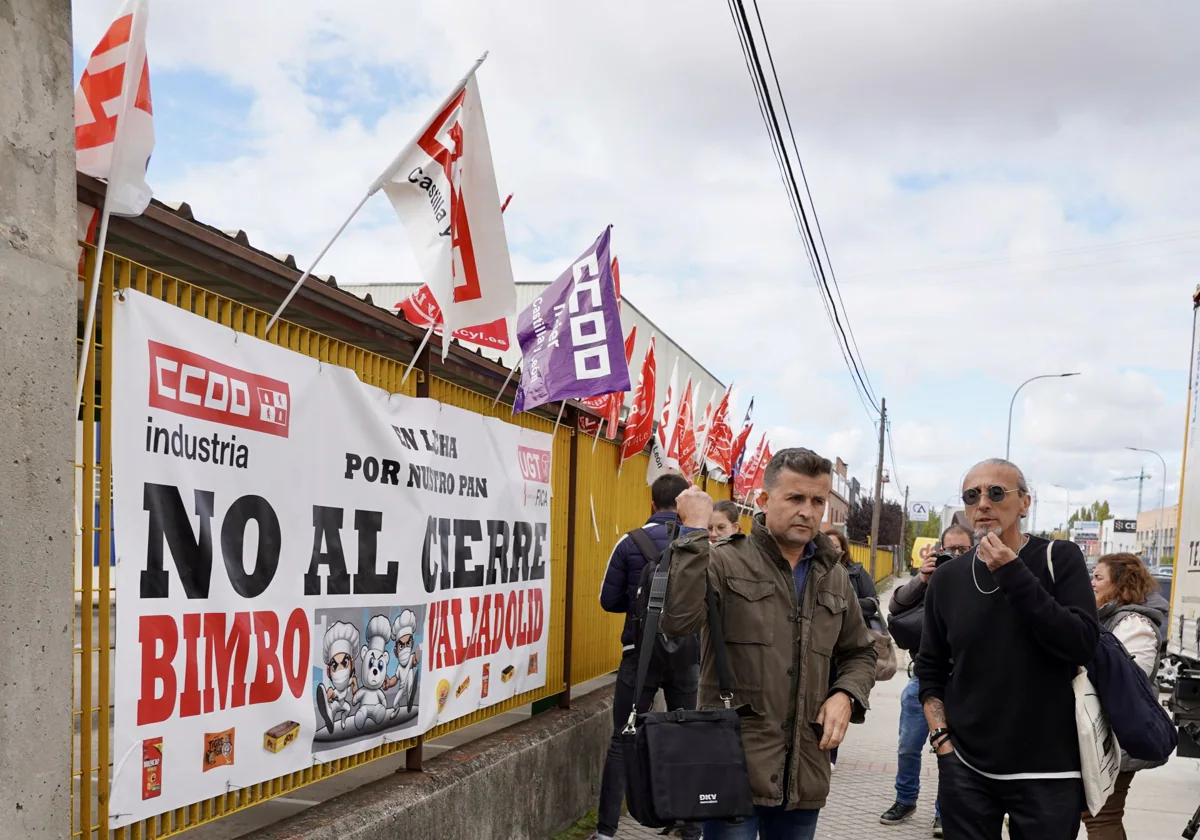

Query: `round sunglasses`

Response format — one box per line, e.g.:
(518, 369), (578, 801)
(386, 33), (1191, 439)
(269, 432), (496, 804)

(961, 485), (1019, 506)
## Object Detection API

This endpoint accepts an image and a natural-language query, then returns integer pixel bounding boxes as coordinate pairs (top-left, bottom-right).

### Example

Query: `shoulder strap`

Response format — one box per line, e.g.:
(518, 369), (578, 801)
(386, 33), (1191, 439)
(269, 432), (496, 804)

(1046, 539), (1056, 583)
(628, 527), (661, 565)
(626, 525), (733, 733)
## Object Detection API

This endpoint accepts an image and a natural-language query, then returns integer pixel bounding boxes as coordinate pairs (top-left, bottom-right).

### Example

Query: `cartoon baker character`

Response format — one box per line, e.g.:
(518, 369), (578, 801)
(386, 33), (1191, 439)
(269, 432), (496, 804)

(353, 615), (393, 731)
(387, 608), (421, 717)
(318, 621), (359, 734)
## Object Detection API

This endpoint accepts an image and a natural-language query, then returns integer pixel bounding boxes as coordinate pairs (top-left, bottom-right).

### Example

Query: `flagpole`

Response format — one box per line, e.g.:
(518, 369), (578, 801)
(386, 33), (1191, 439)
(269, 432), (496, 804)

(591, 415), (604, 452)
(267, 52), (490, 336)
(491, 364), (517, 407)
(400, 325), (435, 386)
(74, 203), (113, 410)
(551, 401), (566, 438)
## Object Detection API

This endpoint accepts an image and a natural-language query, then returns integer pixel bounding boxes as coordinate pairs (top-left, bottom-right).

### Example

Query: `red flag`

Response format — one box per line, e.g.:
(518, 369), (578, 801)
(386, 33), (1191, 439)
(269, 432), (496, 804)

(671, 379), (698, 478)
(612, 257), (621, 310)
(730, 423), (754, 473)
(735, 434), (767, 502)
(581, 326), (637, 439)
(620, 338), (657, 464)
(394, 285), (510, 350)
(702, 385), (735, 474)
(75, 0), (154, 217)
(750, 442), (774, 504)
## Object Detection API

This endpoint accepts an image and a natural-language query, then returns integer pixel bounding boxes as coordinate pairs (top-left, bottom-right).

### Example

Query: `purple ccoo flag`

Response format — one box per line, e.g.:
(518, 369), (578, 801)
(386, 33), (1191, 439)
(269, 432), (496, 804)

(513, 226), (630, 413)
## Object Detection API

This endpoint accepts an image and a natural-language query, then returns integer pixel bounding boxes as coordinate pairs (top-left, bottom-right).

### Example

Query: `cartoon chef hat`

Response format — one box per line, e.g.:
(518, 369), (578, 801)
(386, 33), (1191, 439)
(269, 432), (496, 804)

(365, 615), (392, 653)
(323, 621), (360, 663)
(393, 609), (417, 641)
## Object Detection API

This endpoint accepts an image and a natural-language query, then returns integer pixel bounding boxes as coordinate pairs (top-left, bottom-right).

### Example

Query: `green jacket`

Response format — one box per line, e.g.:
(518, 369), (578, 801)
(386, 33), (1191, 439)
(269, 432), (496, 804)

(661, 518), (876, 810)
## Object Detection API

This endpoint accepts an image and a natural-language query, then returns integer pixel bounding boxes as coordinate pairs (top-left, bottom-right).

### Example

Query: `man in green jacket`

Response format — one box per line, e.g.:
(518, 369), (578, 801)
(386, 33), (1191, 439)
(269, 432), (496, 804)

(663, 447), (877, 840)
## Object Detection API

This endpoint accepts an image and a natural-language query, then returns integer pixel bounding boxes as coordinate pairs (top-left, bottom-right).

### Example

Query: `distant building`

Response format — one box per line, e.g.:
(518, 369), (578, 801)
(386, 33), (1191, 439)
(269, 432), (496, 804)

(825, 457), (852, 529)
(338, 282), (726, 421)
(1136, 504), (1178, 564)
(1100, 518), (1137, 556)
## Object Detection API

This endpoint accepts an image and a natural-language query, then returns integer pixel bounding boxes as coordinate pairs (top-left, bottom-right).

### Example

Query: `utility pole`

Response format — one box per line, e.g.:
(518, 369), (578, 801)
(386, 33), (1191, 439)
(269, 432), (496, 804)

(899, 484), (910, 576)
(870, 398), (886, 575)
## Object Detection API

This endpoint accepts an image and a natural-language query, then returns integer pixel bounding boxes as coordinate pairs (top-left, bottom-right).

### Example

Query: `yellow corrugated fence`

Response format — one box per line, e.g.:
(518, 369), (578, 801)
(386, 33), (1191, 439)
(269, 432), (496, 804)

(73, 246), (891, 839)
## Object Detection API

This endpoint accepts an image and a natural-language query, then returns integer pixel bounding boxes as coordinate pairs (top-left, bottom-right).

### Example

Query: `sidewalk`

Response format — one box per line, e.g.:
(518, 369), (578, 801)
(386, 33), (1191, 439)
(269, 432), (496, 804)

(611, 577), (1200, 839)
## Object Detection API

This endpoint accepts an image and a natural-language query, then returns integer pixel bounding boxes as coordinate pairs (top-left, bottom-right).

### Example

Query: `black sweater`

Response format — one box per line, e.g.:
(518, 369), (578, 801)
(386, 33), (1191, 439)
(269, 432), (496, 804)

(915, 536), (1099, 777)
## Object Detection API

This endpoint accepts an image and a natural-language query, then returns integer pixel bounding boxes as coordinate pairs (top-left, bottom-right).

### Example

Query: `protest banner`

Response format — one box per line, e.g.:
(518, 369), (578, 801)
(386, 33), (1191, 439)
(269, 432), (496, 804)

(513, 226), (630, 413)
(108, 290), (551, 826)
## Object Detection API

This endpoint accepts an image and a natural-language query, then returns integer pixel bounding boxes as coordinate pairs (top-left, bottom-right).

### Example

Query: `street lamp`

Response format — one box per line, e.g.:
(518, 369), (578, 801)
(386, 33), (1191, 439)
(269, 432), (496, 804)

(1127, 447), (1168, 564)
(1006, 373), (1081, 460)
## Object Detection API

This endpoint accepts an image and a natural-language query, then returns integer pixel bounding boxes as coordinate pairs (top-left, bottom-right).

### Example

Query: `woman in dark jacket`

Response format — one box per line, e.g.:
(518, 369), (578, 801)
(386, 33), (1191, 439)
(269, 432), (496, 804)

(821, 528), (881, 770)
(824, 528), (880, 622)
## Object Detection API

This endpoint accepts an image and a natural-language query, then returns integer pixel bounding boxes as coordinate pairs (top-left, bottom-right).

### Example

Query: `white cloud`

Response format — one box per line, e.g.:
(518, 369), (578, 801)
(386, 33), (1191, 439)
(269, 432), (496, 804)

(72, 0), (1200, 520)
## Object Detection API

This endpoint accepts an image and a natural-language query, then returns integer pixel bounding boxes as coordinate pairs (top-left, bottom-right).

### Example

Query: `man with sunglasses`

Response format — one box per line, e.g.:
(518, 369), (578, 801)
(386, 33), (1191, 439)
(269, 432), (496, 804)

(879, 523), (973, 836)
(915, 459), (1099, 840)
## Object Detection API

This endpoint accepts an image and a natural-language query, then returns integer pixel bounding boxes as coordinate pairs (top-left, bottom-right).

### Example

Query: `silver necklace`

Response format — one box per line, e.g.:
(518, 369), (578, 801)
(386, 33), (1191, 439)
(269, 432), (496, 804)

(972, 534), (1030, 595)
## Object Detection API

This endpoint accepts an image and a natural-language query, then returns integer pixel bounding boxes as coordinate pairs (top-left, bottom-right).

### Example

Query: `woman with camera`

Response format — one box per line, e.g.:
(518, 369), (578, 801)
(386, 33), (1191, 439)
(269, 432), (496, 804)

(1082, 552), (1168, 840)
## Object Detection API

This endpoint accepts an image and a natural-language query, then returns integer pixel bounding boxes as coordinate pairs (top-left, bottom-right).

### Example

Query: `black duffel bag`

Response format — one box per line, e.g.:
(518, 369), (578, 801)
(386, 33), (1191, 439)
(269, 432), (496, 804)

(621, 541), (755, 829)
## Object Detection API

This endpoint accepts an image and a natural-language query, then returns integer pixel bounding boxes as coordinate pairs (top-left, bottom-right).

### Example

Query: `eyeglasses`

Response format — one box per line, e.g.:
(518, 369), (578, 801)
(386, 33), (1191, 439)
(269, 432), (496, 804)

(942, 545), (971, 557)
(962, 485), (1019, 506)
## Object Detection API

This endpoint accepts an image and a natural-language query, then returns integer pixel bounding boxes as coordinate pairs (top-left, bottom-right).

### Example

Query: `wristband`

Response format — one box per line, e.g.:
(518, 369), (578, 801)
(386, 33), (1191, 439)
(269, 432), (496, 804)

(928, 727), (950, 749)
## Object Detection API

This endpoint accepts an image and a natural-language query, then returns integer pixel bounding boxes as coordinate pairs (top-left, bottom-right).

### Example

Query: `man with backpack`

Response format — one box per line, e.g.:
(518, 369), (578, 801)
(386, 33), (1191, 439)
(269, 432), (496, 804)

(592, 473), (701, 840)
(880, 524), (973, 837)
(916, 458), (1100, 840)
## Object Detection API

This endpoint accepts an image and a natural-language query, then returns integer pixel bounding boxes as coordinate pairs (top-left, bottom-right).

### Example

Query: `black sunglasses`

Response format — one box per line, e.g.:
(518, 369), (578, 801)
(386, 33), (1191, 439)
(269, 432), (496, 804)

(962, 485), (1019, 506)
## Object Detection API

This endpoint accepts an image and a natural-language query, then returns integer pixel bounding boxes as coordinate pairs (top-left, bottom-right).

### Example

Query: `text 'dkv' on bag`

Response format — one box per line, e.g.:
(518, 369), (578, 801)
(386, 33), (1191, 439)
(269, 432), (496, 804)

(621, 530), (754, 829)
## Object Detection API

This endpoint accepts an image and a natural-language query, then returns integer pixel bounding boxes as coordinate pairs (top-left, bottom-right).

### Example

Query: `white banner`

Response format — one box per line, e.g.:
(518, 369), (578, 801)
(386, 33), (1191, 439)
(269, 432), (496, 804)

(109, 290), (552, 826)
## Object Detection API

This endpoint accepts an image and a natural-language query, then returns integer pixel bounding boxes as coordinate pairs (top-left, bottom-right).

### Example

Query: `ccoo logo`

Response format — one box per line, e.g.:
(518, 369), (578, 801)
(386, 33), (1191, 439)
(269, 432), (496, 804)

(148, 340), (291, 438)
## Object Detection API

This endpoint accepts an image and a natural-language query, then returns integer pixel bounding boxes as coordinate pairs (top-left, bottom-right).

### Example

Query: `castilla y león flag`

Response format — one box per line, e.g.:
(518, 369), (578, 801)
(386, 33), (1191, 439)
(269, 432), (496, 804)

(378, 72), (514, 349)
(75, 0), (154, 216)
(620, 337), (657, 465)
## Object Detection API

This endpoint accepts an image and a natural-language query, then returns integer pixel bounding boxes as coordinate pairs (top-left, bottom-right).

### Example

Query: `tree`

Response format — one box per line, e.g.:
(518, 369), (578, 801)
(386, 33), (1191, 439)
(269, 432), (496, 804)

(1068, 501), (1111, 527)
(847, 499), (904, 546)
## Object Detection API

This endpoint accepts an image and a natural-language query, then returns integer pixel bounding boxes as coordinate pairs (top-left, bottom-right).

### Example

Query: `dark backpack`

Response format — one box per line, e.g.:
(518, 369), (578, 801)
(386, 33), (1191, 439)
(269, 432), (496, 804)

(1045, 542), (1177, 763)
(629, 524), (697, 660)
(1086, 631), (1177, 762)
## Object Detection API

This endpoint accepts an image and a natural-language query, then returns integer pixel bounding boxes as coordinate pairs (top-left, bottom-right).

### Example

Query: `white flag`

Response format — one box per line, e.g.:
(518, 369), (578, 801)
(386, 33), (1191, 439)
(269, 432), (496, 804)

(658, 358), (679, 453)
(379, 73), (515, 350)
(75, 0), (154, 217)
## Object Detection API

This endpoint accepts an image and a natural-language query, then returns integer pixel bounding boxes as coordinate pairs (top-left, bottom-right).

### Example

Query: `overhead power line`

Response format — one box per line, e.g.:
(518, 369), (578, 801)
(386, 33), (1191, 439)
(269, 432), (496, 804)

(723, 0), (881, 421)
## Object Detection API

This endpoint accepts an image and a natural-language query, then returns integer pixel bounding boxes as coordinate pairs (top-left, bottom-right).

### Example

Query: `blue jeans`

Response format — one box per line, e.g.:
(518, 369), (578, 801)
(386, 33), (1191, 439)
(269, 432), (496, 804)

(896, 677), (939, 817)
(703, 805), (819, 839)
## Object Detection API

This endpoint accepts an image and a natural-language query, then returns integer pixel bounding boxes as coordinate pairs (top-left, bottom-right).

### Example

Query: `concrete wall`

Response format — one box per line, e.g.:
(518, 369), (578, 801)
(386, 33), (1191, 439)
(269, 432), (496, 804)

(243, 688), (613, 840)
(0, 1), (78, 837)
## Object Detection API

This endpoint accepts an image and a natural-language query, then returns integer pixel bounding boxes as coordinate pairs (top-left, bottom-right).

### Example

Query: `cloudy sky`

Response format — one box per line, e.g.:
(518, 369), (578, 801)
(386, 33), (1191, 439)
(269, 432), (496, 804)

(72, 1), (1200, 532)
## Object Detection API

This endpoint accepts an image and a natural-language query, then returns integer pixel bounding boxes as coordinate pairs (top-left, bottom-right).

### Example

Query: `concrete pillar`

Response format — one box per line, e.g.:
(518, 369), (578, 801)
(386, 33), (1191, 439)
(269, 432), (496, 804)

(0, 1), (78, 837)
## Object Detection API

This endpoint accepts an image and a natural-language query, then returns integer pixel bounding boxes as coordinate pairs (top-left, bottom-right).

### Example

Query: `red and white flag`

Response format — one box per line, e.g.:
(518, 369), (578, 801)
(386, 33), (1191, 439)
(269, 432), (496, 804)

(669, 378), (699, 479)
(379, 71), (514, 350)
(702, 385), (735, 475)
(620, 337), (657, 465)
(657, 358), (679, 453)
(749, 441), (774, 507)
(75, 0), (154, 217)
(735, 434), (767, 503)
(393, 285), (510, 351)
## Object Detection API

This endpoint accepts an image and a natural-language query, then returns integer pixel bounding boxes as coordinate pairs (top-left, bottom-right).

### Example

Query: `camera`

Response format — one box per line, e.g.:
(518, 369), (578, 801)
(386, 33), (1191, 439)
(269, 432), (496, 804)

(934, 551), (955, 567)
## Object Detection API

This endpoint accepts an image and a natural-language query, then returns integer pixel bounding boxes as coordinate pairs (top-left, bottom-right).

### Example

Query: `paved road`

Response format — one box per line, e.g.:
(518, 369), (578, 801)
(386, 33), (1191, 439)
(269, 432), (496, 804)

(613, 578), (1200, 839)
